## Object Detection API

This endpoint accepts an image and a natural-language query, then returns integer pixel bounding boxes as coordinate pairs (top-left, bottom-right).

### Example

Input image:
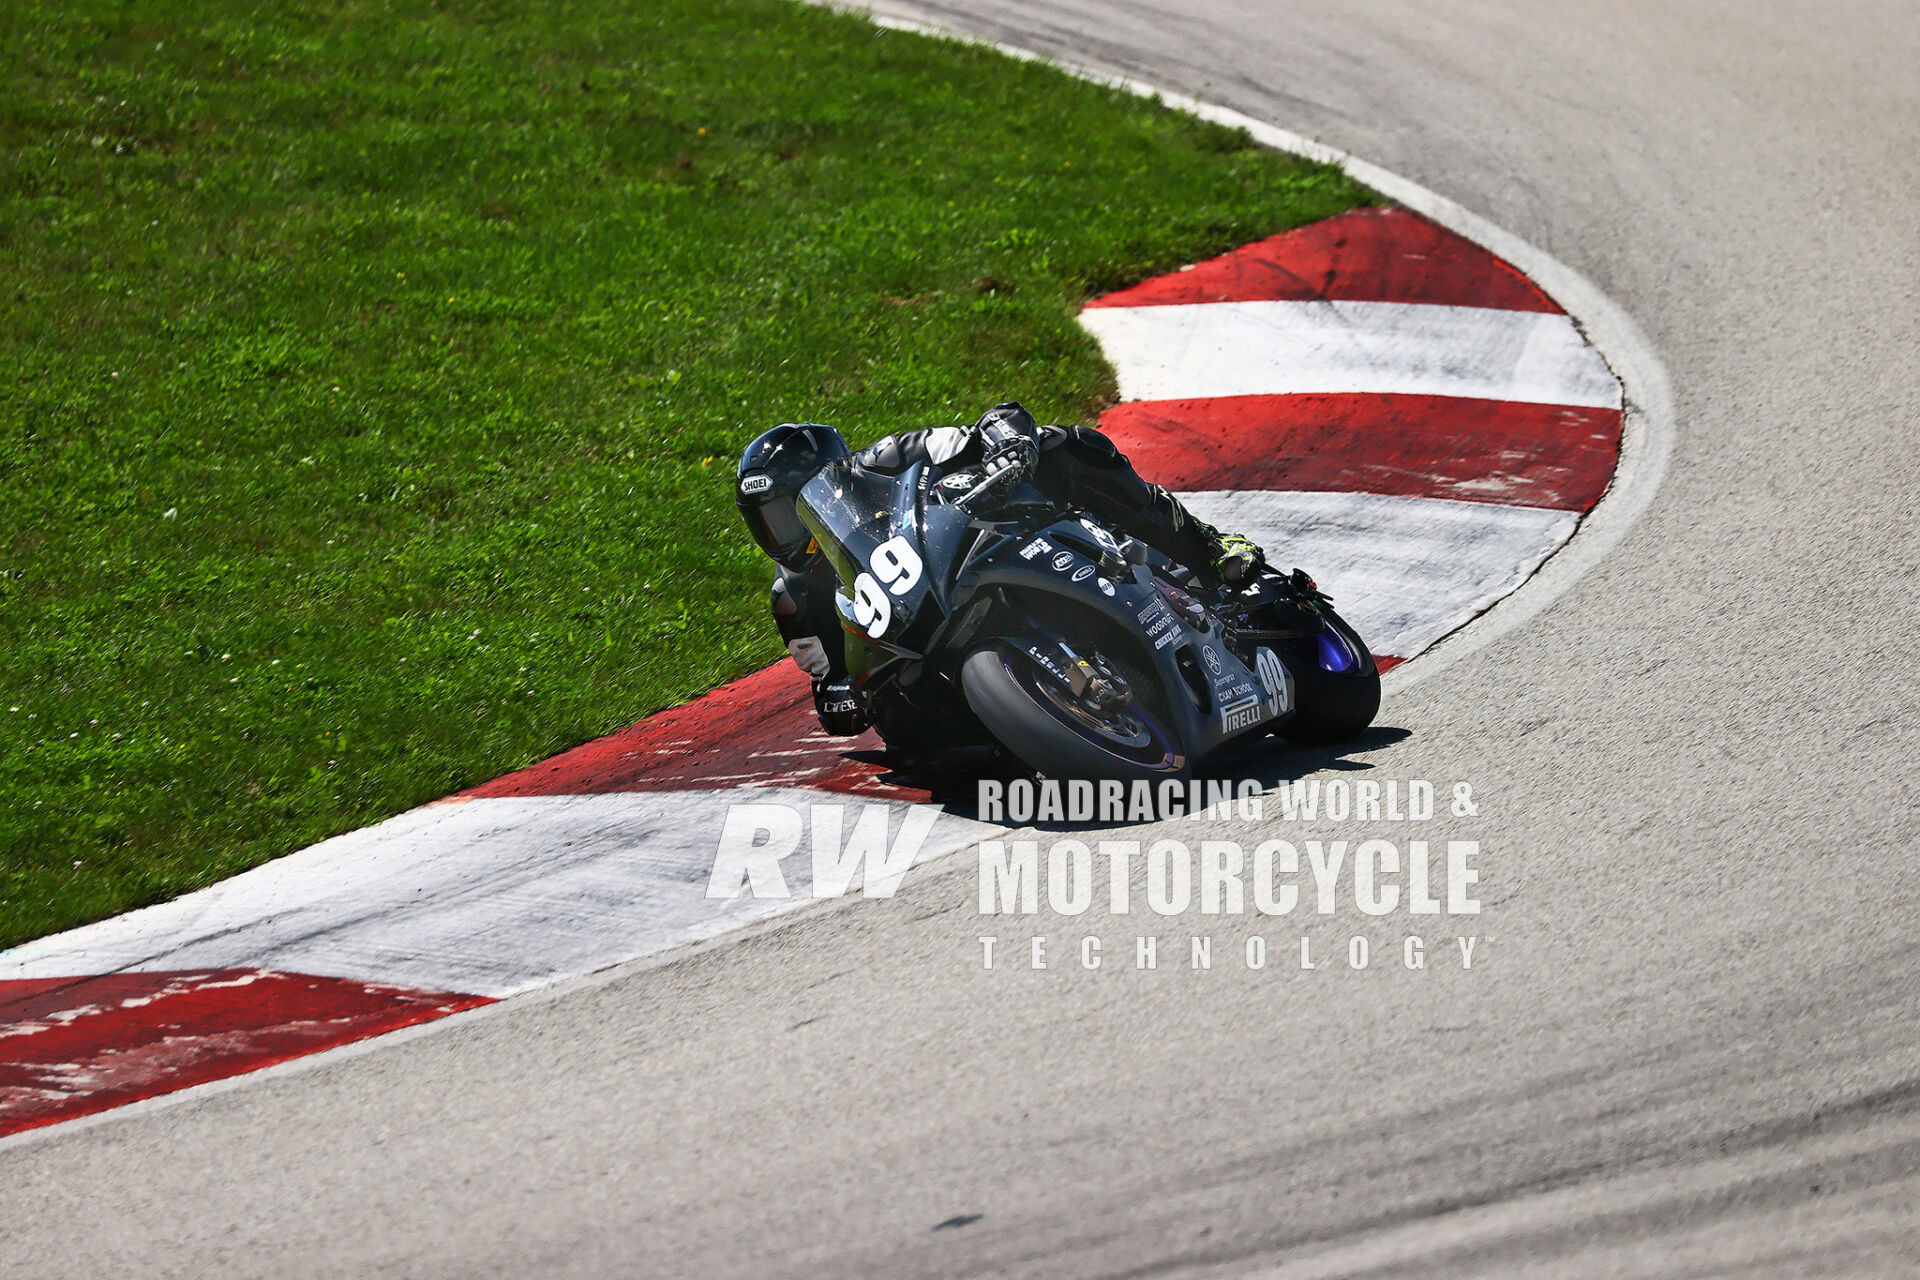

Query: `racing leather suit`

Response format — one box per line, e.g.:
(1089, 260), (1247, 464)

(772, 404), (1234, 736)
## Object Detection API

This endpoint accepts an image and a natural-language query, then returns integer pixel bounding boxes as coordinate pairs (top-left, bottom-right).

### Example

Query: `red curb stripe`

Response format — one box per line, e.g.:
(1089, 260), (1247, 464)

(1097, 393), (1622, 511)
(1084, 206), (1560, 313)
(461, 664), (922, 800)
(0, 971), (491, 1138)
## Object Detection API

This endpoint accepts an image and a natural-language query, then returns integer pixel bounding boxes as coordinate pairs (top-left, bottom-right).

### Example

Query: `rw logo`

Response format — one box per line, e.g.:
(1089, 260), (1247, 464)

(706, 803), (937, 899)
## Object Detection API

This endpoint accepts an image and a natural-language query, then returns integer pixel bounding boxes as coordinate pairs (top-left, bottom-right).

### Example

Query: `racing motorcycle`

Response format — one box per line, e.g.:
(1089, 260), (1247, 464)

(796, 452), (1380, 781)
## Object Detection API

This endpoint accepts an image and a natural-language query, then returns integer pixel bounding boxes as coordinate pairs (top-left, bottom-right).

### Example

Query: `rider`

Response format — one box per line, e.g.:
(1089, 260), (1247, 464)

(735, 402), (1269, 736)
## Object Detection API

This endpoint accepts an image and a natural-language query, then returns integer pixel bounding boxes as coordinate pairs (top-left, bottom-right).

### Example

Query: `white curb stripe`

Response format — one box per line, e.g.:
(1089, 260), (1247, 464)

(0, 792), (993, 998)
(1177, 490), (1578, 660)
(1079, 300), (1621, 409)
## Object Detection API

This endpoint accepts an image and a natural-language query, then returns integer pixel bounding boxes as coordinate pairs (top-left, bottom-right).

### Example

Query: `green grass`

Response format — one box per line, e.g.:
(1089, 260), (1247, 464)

(0, 0), (1372, 949)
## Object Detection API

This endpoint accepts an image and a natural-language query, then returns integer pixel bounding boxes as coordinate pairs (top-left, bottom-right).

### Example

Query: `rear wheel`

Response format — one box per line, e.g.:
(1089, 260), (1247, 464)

(1275, 607), (1381, 745)
(961, 645), (1189, 781)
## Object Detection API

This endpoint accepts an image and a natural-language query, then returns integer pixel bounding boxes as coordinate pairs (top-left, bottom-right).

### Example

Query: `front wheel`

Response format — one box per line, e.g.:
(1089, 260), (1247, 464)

(960, 646), (1189, 782)
(1275, 608), (1382, 745)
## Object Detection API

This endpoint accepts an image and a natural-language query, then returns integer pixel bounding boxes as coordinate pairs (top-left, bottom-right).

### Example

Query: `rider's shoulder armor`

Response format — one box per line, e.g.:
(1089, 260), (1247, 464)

(856, 435), (908, 472)
(857, 426), (974, 474)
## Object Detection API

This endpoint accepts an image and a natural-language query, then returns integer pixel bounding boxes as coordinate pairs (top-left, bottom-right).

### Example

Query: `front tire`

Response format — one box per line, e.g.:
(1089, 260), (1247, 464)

(961, 646), (1189, 782)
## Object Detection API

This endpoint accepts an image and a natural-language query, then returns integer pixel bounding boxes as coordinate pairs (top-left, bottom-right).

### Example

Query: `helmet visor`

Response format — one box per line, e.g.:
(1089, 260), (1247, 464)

(743, 493), (816, 568)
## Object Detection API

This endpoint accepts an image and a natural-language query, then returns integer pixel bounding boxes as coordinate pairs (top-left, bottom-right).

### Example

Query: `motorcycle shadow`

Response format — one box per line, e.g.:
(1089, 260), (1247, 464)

(843, 725), (1412, 832)
(1226, 724), (1415, 784)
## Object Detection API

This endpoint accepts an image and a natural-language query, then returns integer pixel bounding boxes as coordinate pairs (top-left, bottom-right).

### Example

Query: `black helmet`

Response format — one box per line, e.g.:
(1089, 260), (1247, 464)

(736, 423), (850, 570)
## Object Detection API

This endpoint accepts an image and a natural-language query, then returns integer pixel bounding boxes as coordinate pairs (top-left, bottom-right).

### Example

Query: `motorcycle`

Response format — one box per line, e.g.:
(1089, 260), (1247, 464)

(796, 451), (1380, 781)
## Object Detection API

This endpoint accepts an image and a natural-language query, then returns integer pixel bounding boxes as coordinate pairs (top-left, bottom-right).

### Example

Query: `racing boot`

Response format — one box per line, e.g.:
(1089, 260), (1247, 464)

(1201, 532), (1325, 635)
(1109, 478), (1273, 592)
(1209, 531), (1267, 587)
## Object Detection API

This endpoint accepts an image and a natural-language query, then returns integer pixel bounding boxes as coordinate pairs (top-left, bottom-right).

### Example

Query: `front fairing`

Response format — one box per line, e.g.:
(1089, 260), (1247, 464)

(796, 460), (970, 680)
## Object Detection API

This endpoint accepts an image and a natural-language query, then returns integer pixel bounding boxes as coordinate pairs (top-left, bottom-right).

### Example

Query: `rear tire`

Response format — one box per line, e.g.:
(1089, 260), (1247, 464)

(1275, 609), (1382, 745)
(961, 646), (1189, 782)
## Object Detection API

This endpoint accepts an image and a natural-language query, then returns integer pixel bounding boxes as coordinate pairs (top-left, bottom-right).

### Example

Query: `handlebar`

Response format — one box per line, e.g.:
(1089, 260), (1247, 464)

(950, 455), (1028, 512)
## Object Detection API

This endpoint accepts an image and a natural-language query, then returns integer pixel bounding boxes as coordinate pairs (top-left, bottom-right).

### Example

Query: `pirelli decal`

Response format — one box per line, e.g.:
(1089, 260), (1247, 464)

(1219, 692), (1266, 734)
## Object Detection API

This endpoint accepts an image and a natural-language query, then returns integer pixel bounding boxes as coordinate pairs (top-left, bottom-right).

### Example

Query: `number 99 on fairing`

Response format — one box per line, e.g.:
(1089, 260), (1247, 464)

(850, 537), (924, 637)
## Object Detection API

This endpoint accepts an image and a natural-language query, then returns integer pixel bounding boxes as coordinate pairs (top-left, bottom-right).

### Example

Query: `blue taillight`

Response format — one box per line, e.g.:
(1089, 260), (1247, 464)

(1316, 628), (1358, 674)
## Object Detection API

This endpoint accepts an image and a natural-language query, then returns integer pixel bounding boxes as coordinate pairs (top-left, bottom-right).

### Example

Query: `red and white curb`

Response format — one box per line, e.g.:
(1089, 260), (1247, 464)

(0, 162), (1661, 1142)
(1088, 205), (1621, 669)
(0, 672), (999, 1138)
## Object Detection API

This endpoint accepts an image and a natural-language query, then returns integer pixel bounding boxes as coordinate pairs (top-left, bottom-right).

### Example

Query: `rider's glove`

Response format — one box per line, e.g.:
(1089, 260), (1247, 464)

(1211, 532), (1267, 586)
(813, 676), (870, 737)
(977, 421), (1037, 485)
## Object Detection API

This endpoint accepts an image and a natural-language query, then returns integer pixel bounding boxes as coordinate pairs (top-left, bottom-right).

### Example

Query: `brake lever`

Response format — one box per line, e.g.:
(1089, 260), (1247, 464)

(951, 458), (1021, 513)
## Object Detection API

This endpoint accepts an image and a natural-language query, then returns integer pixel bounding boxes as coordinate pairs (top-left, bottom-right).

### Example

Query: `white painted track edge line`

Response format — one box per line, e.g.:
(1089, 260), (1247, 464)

(845, 2), (1676, 693)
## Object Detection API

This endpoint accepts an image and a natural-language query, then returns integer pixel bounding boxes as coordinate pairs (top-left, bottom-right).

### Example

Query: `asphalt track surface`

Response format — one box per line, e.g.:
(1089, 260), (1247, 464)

(5, 1), (1918, 1275)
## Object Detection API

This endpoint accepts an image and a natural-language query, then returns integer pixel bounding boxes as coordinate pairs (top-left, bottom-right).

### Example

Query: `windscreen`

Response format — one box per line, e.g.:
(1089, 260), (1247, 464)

(795, 460), (905, 592)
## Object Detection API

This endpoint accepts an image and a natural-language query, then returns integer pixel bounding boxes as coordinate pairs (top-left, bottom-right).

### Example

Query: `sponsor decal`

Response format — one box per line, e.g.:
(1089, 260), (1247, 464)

(1024, 646), (1070, 682)
(1139, 600), (1182, 650)
(1213, 652), (1273, 734)
(1220, 696), (1266, 734)
(940, 471), (975, 491)
(1201, 644), (1223, 676)
(1137, 597), (1175, 628)
(738, 473), (773, 496)
(1079, 518), (1120, 554)
(1098, 579), (1115, 596)
(1071, 565), (1095, 583)
(1019, 536), (1054, 561)
(1051, 551), (1075, 572)
(822, 698), (858, 714)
